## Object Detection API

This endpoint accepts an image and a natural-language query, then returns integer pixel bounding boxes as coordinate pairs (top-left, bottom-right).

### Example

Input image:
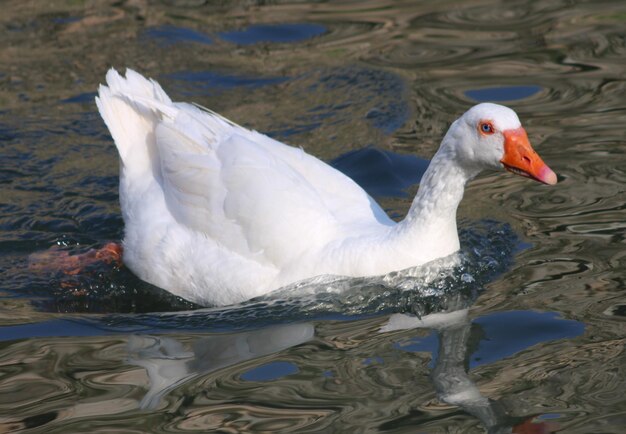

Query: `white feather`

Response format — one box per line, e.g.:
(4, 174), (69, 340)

(97, 68), (542, 306)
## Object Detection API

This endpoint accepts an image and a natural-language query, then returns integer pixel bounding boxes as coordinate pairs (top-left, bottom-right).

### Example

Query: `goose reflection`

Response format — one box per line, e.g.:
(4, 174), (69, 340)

(128, 298), (566, 432)
(382, 297), (559, 434)
(127, 322), (314, 409)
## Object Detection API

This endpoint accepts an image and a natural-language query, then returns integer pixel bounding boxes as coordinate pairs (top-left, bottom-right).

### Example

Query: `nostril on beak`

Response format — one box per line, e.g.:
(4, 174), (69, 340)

(522, 156), (531, 165)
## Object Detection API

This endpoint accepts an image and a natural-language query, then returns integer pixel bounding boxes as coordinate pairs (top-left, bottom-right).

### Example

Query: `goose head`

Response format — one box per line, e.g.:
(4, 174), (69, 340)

(444, 103), (557, 185)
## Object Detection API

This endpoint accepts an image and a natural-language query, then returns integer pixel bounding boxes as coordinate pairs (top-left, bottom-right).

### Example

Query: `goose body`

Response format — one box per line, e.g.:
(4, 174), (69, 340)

(96, 69), (556, 306)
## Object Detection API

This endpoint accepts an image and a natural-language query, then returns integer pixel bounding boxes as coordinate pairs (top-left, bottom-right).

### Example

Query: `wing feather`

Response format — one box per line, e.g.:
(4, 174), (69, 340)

(153, 104), (392, 267)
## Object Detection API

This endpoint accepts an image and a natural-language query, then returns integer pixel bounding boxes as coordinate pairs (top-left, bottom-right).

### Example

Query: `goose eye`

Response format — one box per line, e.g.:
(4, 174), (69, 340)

(479, 122), (494, 134)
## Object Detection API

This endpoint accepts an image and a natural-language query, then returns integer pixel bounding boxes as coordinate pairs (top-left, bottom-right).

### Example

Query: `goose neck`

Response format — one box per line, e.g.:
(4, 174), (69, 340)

(402, 147), (476, 230)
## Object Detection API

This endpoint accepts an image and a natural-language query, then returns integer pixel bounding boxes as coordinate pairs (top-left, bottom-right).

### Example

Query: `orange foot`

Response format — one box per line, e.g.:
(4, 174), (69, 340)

(29, 242), (123, 275)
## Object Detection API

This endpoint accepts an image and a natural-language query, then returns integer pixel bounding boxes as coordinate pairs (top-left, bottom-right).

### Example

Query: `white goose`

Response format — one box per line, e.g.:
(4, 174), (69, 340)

(96, 68), (556, 307)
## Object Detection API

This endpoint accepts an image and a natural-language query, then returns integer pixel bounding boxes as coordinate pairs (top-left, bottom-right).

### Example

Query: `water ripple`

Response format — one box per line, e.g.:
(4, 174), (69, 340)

(1, 0), (626, 432)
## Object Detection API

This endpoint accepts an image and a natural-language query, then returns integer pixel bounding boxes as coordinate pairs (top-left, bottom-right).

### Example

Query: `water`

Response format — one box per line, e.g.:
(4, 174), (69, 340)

(1, 0), (625, 432)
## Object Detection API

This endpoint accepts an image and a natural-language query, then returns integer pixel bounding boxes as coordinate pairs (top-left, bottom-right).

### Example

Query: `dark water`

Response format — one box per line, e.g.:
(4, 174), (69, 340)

(1, 0), (625, 432)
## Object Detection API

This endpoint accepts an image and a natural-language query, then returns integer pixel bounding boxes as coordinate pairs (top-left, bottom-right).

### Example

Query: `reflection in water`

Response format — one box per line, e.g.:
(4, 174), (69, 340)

(240, 360), (300, 382)
(167, 70), (289, 96)
(465, 86), (543, 102)
(128, 323), (314, 409)
(125, 302), (579, 431)
(219, 23), (327, 45)
(143, 26), (214, 46)
(430, 313), (527, 434)
(331, 147), (429, 197)
(382, 303), (578, 433)
(1, 0), (626, 431)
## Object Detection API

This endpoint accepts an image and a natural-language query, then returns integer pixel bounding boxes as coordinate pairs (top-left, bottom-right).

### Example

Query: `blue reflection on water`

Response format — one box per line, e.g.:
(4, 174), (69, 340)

(168, 70), (288, 95)
(394, 310), (583, 369)
(240, 361), (299, 381)
(394, 331), (439, 368)
(219, 23), (326, 45)
(537, 413), (563, 420)
(144, 25), (213, 46)
(0, 319), (110, 341)
(61, 92), (98, 104)
(465, 85), (542, 102)
(332, 147), (428, 197)
(470, 310), (584, 368)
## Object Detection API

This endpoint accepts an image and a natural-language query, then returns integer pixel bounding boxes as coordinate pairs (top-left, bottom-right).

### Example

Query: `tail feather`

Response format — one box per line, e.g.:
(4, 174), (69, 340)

(103, 68), (171, 105)
(95, 68), (172, 185)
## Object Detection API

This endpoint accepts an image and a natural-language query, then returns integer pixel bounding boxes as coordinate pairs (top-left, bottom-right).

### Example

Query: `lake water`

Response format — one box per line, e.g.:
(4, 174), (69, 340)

(1, 0), (625, 432)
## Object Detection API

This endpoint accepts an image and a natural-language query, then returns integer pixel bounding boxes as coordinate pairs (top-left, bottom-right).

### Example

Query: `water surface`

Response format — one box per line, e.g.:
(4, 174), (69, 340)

(0, 0), (625, 432)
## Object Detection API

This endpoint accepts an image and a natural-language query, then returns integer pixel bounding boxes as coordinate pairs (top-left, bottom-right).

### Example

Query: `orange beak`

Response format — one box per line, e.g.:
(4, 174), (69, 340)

(500, 127), (557, 185)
